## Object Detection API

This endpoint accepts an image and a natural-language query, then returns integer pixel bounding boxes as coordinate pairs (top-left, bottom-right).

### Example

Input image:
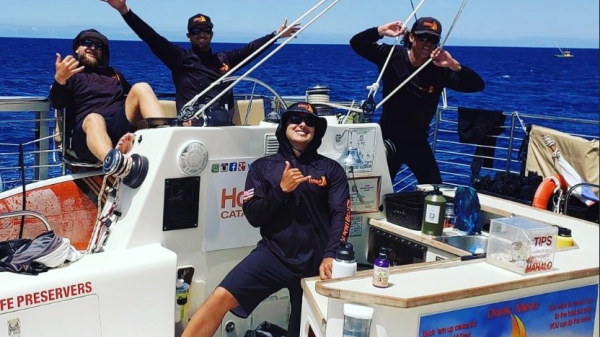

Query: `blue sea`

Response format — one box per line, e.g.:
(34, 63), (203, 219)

(0, 37), (598, 189)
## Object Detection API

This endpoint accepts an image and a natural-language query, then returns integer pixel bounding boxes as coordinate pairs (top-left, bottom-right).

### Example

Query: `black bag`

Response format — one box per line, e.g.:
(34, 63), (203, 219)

(244, 321), (287, 337)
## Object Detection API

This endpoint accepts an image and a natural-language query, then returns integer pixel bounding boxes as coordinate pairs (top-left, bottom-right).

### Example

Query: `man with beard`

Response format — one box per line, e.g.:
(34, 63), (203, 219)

(49, 29), (164, 181)
(181, 103), (351, 337)
(103, 0), (300, 125)
(351, 18), (485, 184)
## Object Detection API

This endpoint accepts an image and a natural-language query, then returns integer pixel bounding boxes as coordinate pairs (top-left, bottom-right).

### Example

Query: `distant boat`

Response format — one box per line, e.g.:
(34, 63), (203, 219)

(554, 41), (574, 58)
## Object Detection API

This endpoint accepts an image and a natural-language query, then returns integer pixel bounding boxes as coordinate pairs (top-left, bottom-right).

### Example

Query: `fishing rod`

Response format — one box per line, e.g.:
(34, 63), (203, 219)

(362, 0), (427, 122)
(180, 0), (341, 122)
(376, 0), (471, 110)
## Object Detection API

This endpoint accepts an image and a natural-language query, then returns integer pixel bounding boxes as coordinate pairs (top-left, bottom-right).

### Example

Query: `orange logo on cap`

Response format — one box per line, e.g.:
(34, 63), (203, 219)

(424, 21), (439, 32)
(297, 103), (314, 114)
(194, 16), (207, 23)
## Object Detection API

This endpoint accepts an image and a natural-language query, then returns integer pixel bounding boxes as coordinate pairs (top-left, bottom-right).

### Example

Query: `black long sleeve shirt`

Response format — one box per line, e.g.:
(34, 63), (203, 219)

(122, 10), (277, 113)
(350, 27), (485, 141)
(49, 67), (131, 126)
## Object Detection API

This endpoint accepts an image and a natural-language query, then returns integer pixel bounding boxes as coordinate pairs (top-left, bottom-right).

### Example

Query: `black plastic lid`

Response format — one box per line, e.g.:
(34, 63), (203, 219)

(378, 247), (391, 259)
(554, 225), (572, 237)
(336, 241), (355, 261)
(431, 185), (442, 195)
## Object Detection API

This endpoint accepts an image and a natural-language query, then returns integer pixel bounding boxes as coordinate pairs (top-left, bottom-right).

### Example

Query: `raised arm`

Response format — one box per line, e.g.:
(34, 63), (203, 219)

(224, 19), (300, 68)
(49, 53), (83, 108)
(103, 0), (186, 71)
(350, 21), (405, 67)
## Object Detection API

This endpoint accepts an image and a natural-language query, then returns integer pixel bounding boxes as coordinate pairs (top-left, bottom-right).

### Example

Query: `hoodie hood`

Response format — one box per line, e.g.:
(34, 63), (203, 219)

(275, 102), (327, 160)
(72, 29), (110, 68)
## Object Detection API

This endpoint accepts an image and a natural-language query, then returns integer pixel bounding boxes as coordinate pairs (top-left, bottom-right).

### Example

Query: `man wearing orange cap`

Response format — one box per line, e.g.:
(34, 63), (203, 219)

(104, 0), (299, 125)
(351, 17), (485, 185)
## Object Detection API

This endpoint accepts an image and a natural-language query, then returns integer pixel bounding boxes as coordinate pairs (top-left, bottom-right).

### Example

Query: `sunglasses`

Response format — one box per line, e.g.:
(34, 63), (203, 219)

(190, 27), (212, 36)
(289, 114), (316, 127)
(415, 34), (440, 45)
(79, 39), (104, 50)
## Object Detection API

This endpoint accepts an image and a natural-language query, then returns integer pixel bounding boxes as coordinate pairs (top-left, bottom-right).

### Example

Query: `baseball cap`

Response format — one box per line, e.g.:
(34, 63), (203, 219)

(281, 102), (326, 129)
(188, 14), (214, 31)
(412, 17), (442, 37)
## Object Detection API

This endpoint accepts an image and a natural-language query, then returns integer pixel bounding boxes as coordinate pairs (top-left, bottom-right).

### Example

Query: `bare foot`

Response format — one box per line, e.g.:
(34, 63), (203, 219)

(115, 133), (135, 154)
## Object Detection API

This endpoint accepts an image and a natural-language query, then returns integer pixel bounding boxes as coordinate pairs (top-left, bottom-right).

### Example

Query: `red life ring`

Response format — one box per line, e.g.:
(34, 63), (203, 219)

(532, 174), (567, 209)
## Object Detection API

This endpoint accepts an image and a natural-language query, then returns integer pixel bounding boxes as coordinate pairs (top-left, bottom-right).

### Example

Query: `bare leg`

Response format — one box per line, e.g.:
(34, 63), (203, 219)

(115, 132), (135, 154)
(82, 113), (112, 161)
(124, 82), (164, 125)
(182, 287), (240, 337)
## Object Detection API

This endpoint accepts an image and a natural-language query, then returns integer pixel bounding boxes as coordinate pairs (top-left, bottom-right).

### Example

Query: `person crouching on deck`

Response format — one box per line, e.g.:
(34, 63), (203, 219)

(182, 102), (352, 337)
(49, 29), (165, 180)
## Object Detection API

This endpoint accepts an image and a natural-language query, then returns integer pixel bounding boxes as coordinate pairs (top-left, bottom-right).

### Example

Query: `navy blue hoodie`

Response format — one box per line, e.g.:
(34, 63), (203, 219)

(242, 103), (351, 277)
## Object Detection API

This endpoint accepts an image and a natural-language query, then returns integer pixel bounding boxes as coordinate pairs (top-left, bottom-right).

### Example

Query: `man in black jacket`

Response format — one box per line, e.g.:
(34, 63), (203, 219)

(182, 103), (351, 337)
(49, 29), (164, 178)
(104, 0), (299, 125)
(351, 17), (485, 184)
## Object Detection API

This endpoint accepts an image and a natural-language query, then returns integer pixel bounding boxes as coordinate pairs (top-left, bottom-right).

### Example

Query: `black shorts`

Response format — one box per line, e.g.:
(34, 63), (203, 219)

(220, 245), (304, 337)
(70, 109), (133, 162)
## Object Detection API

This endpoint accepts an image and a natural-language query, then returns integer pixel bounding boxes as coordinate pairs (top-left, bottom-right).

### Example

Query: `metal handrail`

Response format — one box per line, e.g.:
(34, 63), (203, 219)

(0, 210), (53, 232)
(564, 183), (600, 216)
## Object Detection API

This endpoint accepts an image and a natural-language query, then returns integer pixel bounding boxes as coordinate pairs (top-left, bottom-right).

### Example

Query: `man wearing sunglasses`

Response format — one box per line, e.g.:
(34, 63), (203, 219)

(350, 17), (484, 185)
(182, 102), (351, 337)
(104, 0), (299, 125)
(49, 29), (165, 184)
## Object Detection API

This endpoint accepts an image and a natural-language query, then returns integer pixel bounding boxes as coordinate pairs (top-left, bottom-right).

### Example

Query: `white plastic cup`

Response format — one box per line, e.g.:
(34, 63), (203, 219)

(343, 303), (374, 337)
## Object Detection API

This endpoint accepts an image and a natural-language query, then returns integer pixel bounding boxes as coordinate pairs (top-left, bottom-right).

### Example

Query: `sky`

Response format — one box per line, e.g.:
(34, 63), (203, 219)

(0, 0), (598, 48)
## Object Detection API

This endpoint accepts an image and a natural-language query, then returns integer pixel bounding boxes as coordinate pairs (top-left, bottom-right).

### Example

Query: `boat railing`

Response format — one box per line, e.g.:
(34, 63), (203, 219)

(0, 96), (60, 191)
(393, 105), (599, 192)
(0, 210), (53, 233)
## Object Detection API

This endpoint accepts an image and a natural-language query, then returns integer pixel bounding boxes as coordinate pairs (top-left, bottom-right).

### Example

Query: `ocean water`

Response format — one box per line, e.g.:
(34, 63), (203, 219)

(0, 37), (598, 189)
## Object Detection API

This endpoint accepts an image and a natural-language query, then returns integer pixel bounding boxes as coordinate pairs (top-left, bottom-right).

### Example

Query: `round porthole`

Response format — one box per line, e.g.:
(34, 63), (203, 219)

(178, 141), (208, 176)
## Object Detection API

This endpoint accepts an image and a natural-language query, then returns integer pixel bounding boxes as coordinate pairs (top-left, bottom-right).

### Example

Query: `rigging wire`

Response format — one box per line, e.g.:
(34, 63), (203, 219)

(409, 0), (419, 22)
(376, 0), (471, 110)
(180, 0), (342, 122)
(366, 0), (427, 99)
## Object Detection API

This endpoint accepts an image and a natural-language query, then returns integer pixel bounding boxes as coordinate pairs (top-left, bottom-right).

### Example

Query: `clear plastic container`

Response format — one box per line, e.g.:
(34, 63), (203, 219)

(343, 303), (374, 337)
(486, 217), (558, 275)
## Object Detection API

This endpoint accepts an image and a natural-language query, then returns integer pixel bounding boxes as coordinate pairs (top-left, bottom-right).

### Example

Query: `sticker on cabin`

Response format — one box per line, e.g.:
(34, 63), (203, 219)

(418, 285), (598, 337)
(205, 158), (260, 252)
(211, 164), (219, 173)
(7, 318), (20, 337)
(350, 215), (362, 237)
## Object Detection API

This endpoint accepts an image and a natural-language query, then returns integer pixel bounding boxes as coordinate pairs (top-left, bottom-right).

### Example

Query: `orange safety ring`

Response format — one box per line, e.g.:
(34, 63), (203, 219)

(532, 174), (567, 209)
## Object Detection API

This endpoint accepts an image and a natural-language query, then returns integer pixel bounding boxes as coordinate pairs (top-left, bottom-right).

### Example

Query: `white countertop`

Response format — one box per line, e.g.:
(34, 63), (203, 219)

(306, 193), (599, 309)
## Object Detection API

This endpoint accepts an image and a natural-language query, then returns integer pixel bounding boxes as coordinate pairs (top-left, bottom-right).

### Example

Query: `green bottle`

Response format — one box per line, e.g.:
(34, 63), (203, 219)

(421, 186), (446, 236)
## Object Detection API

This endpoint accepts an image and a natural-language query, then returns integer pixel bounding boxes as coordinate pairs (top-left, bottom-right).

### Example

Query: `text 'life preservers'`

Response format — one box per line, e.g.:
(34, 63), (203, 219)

(532, 174), (568, 209)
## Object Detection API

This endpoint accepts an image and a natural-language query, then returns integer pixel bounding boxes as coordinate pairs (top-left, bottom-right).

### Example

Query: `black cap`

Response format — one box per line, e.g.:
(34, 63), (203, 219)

(378, 247), (390, 259)
(73, 29), (110, 67)
(554, 225), (572, 237)
(335, 242), (355, 261)
(188, 14), (214, 31)
(412, 17), (442, 37)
